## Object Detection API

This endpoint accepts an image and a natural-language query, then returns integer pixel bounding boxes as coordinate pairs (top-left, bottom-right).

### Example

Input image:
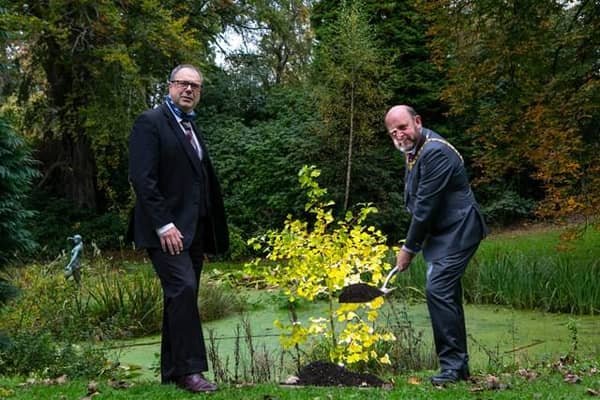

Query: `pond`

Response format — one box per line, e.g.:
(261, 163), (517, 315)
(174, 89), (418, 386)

(111, 295), (599, 382)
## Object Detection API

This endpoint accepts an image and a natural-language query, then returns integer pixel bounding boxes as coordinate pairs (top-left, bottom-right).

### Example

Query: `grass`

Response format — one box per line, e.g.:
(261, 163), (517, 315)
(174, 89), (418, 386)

(1, 367), (599, 399)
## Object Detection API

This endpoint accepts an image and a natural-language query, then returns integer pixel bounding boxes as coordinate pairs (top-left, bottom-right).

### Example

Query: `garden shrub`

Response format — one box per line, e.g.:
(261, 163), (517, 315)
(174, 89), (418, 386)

(246, 166), (397, 369)
(0, 257), (249, 344)
(0, 260), (90, 340)
(0, 117), (39, 303)
(481, 188), (536, 226)
(25, 190), (126, 260)
(225, 224), (252, 261)
(0, 259), (161, 341)
(0, 330), (110, 378)
(199, 279), (244, 322)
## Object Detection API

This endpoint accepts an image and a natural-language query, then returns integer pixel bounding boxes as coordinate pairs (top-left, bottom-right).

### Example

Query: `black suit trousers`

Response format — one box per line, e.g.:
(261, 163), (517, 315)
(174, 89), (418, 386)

(148, 231), (207, 383)
(425, 244), (479, 371)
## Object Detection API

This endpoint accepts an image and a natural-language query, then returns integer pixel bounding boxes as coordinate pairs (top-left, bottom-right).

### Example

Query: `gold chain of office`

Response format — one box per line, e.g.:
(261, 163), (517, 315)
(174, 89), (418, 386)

(407, 138), (464, 171)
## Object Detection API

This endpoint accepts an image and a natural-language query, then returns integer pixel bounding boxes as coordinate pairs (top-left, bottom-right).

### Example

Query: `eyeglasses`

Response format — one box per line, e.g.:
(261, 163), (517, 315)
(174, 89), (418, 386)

(170, 80), (202, 91)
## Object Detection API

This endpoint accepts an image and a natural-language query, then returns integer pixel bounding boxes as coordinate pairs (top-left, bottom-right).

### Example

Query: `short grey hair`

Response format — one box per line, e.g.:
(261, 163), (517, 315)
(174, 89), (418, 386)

(169, 64), (203, 82)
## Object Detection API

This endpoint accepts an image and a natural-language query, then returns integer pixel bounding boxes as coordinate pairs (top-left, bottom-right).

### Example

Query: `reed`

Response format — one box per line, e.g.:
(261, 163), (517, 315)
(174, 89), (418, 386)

(391, 226), (600, 315)
(86, 265), (163, 337)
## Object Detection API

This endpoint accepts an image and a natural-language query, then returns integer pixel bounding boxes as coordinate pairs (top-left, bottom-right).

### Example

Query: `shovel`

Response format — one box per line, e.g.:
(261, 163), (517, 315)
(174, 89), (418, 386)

(338, 266), (399, 303)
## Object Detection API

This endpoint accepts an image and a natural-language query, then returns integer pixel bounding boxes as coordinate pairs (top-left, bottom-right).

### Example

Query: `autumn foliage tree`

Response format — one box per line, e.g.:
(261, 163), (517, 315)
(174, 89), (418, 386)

(423, 0), (599, 223)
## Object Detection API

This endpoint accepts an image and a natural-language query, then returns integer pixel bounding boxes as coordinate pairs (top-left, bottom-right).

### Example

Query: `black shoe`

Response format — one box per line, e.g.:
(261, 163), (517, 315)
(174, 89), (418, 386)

(431, 369), (463, 385)
(176, 373), (218, 393)
(460, 365), (470, 380)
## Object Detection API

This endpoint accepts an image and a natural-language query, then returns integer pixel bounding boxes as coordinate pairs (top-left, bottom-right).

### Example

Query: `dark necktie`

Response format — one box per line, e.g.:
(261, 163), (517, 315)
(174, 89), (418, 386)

(181, 120), (202, 159)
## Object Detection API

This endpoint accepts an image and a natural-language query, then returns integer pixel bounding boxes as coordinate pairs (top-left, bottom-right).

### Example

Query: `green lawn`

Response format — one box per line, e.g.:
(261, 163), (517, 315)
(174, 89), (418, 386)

(2, 367), (599, 399)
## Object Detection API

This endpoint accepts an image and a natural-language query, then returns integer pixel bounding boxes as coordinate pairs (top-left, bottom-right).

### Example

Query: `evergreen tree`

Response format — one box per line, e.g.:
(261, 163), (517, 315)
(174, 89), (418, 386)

(0, 117), (38, 301)
(312, 0), (447, 124)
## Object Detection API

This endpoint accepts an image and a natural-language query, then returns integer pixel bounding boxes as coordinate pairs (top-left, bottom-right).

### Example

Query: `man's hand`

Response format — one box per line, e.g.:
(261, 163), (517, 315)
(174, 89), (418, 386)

(160, 226), (184, 255)
(396, 248), (415, 272)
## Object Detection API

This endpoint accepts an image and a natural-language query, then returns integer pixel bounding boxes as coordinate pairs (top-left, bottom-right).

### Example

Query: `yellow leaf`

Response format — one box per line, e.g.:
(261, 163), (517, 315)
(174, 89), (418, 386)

(379, 354), (391, 364)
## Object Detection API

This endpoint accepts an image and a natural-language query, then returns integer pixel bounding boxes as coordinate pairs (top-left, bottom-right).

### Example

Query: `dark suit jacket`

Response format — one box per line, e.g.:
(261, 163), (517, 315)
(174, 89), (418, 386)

(404, 128), (487, 262)
(128, 103), (229, 255)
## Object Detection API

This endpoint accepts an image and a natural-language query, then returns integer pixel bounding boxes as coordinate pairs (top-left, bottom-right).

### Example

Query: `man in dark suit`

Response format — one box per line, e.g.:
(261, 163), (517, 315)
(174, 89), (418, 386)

(384, 105), (487, 385)
(128, 64), (229, 393)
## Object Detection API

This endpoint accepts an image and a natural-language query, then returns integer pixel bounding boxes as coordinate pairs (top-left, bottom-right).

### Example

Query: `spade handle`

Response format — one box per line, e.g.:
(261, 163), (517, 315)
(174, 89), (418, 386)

(381, 265), (399, 290)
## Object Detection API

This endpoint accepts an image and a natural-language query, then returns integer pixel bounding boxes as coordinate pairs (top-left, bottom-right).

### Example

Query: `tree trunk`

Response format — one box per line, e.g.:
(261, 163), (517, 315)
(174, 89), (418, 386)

(36, 28), (98, 209)
(37, 133), (98, 210)
(344, 81), (355, 211)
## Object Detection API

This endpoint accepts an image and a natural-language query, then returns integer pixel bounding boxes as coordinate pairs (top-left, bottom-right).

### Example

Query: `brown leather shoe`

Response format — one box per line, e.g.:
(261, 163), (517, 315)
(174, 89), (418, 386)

(176, 373), (218, 393)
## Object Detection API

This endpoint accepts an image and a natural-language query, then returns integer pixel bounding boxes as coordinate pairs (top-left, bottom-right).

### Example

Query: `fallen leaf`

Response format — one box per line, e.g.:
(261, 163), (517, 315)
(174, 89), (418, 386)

(486, 375), (500, 389)
(586, 388), (600, 396)
(484, 375), (510, 390)
(235, 382), (256, 388)
(283, 375), (300, 385)
(107, 379), (131, 389)
(87, 380), (99, 393)
(79, 394), (100, 400)
(518, 368), (538, 380)
(407, 376), (421, 385)
(564, 373), (582, 384)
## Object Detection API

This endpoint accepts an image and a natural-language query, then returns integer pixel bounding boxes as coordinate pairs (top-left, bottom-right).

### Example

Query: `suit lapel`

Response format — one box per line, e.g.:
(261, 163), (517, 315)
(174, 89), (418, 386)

(161, 104), (205, 175)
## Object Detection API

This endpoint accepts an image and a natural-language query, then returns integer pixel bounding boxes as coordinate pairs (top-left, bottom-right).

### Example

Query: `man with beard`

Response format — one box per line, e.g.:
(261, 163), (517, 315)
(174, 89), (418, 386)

(384, 105), (487, 385)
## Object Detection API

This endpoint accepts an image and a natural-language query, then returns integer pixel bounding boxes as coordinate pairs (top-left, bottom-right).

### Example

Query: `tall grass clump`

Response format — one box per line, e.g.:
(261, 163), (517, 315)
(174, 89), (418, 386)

(385, 226), (599, 314)
(0, 256), (248, 343)
(199, 280), (245, 322)
(465, 253), (599, 314)
(85, 263), (163, 338)
(464, 225), (600, 314)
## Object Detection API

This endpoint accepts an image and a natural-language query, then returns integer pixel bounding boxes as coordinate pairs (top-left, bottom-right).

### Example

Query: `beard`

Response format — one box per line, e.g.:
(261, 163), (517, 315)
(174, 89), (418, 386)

(392, 137), (415, 153)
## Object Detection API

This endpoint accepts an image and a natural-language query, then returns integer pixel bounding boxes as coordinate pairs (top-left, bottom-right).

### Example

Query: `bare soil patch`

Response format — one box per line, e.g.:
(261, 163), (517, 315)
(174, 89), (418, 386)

(295, 361), (388, 387)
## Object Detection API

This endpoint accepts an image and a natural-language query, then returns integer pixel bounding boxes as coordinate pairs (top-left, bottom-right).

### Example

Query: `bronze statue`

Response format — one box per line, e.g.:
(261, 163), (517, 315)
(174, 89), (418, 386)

(64, 234), (83, 284)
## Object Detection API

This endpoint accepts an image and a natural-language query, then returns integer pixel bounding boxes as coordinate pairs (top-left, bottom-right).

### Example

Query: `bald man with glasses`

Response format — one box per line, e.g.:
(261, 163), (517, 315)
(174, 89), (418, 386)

(385, 105), (487, 386)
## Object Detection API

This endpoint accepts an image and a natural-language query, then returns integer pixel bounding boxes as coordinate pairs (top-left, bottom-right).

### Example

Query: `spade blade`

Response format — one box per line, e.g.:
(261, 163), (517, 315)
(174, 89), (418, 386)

(338, 283), (386, 303)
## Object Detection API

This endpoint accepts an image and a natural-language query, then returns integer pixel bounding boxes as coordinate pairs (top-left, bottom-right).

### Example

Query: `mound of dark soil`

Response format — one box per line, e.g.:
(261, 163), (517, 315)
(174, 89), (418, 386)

(338, 283), (384, 303)
(296, 361), (386, 387)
